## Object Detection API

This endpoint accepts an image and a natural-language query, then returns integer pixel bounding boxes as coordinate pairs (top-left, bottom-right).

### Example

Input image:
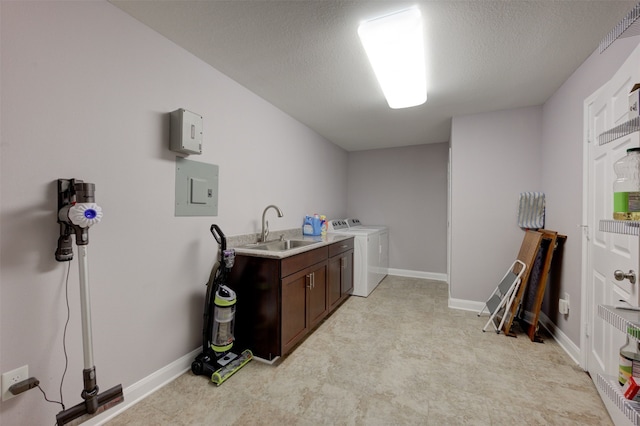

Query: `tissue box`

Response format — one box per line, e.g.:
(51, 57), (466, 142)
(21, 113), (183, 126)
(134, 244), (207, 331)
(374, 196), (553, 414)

(623, 376), (640, 400)
(629, 84), (640, 120)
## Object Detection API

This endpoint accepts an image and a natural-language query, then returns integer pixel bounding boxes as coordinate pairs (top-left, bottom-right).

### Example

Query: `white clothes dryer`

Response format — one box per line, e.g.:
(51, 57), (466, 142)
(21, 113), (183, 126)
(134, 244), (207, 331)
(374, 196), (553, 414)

(344, 218), (389, 288)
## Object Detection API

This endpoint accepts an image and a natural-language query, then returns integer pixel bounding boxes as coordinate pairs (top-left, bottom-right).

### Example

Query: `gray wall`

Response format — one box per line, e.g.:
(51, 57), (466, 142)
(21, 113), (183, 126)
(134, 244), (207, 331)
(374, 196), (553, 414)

(347, 143), (449, 275)
(450, 106), (542, 304)
(0, 2), (347, 424)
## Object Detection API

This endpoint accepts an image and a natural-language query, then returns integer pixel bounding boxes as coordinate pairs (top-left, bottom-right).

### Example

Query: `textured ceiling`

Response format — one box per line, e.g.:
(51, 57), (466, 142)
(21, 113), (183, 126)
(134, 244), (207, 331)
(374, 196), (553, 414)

(110, 0), (637, 151)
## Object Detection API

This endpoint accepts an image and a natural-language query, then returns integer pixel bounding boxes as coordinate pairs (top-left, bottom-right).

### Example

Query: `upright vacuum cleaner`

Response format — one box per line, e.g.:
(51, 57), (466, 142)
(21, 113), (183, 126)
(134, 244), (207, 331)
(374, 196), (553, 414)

(55, 179), (123, 425)
(191, 224), (252, 385)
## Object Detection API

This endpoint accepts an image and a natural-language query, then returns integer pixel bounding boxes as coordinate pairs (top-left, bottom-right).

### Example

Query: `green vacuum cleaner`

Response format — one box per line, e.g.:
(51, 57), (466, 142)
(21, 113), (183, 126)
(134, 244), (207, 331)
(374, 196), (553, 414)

(191, 224), (252, 385)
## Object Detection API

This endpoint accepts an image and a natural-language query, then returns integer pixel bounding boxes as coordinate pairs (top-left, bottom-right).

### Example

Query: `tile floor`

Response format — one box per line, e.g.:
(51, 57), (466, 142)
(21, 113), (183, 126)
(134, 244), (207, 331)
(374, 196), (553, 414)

(106, 276), (611, 425)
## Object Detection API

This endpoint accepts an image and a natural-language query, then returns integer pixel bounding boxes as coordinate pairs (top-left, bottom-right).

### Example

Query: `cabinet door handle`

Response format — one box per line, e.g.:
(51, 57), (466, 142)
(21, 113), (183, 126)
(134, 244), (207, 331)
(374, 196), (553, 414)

(341, 257), (345, 269)
(307, 272), (315, 289)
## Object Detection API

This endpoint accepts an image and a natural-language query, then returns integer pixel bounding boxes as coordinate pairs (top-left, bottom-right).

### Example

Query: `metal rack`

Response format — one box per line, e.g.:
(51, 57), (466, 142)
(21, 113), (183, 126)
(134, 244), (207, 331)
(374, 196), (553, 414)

(600, 220), (640, 236)
(599, 117), (640, 146)
(598, 305), (640, 425)
(596, 373), (640, 425)
(597, 113), (640, 237)
(596, 82), (640, 424)
(598, 305), (640, 335)
(595, 6), (640, 422)
(600, 3), (640, 53)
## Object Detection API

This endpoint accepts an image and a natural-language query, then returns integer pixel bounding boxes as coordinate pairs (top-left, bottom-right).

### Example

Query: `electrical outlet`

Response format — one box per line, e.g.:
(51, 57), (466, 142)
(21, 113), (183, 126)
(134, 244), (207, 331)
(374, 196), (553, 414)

(2, 365), (28, 401)
(559, 299), (569, 314)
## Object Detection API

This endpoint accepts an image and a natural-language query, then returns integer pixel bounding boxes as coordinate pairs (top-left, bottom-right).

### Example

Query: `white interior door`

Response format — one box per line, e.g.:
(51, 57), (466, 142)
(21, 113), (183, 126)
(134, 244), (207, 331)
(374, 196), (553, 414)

(586, 46), (640, 387)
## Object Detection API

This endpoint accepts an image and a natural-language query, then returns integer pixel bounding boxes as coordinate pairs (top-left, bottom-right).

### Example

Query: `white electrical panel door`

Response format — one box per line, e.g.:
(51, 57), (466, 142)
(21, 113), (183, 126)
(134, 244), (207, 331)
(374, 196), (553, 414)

(175, 158), (218, 216)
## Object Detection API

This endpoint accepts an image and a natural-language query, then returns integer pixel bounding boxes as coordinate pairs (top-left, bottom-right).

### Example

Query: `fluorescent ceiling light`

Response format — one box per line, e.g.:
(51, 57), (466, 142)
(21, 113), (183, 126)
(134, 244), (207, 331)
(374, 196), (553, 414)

(358, 7), (426, 109)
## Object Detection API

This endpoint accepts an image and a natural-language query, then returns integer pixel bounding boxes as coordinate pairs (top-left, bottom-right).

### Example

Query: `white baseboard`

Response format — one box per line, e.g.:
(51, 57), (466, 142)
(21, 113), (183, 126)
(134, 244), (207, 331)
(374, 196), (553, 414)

(517, 311), (579, 363)
(448, 297), (485, 312)
(387, 268), (447, 282)
(538, 312), (581, 365)
(86, 347), (201, 425)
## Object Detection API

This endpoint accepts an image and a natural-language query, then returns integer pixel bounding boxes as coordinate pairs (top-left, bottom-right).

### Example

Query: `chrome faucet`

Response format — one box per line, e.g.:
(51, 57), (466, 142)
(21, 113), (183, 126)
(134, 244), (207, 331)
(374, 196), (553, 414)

(260, 205), (283, 242)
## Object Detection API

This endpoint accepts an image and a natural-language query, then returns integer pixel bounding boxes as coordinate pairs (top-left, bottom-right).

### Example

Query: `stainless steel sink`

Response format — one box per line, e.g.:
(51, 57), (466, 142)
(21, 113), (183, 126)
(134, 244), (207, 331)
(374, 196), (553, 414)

(241, 239), (319, 251)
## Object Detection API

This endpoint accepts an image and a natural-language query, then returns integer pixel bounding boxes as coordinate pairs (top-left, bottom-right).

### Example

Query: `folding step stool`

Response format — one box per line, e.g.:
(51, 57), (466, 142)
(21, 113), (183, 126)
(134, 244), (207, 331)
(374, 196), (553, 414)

(478, 260), (527, 333)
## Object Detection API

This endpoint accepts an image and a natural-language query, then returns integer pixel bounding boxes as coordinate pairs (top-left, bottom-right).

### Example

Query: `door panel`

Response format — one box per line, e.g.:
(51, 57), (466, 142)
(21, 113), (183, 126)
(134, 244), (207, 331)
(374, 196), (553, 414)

(586, 46), (640, 389)
(308, 263), (328, 329)
(591, 271), (607, 373)
(612, 76), (633, 122)
(342, 251), (354, 295)
(281, 270), (308, 354)
(328, 256), (341, 308)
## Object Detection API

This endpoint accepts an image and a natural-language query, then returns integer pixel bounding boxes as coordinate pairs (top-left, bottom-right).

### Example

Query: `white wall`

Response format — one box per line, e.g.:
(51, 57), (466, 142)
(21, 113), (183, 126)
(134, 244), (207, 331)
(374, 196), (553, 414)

(0, 2), (347, 424)
(541, 35), (640, 344)
(450, 106), (542, 303)
(347, 143), (448, 274)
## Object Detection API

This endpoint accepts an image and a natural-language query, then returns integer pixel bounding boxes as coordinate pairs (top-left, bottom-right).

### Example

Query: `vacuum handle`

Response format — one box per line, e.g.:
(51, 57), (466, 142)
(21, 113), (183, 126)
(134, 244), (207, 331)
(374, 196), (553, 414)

(210, 224), (226, 251)
(77, 245), (95, 370)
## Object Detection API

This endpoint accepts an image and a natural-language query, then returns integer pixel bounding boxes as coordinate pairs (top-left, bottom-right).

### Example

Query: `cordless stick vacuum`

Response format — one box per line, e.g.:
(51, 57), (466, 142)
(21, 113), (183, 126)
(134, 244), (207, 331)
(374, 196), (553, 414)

(191, 224), (252, 385)
(54, 179), (123, 425)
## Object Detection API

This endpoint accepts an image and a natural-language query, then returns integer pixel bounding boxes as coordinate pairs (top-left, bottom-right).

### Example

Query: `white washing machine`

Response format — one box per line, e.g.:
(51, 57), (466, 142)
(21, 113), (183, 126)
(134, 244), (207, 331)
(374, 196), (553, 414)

(345, 218), (387, 232)
(344, 218), (389, 289)
(326, 219), (382, 297)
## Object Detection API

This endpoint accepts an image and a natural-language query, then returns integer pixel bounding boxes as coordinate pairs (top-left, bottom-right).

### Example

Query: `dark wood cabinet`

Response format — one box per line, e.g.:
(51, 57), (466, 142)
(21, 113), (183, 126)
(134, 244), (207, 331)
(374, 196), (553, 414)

(328, 238), (354, 312)
(307, 262), (328, 328)
(281, 260), (327, 354)
(328, 256), (342, 308)
(281, 266), (308, 354)
(342, 255), (353, 295)
(229, 238), (352, 361)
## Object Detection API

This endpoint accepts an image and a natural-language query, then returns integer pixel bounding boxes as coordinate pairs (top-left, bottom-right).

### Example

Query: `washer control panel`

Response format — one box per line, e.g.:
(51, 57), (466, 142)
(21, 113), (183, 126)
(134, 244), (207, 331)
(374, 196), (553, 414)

(327, 219), (349, 231)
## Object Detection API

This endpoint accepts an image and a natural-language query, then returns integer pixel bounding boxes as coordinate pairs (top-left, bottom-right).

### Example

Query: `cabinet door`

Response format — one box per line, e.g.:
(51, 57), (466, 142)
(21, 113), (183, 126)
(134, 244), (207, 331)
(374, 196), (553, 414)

(308, 262), (328, 329)
(281, 269), (308, 355)
(328, 256), (342, 310)
(329, 250), (354, 312)
(341, 250), (354, 296)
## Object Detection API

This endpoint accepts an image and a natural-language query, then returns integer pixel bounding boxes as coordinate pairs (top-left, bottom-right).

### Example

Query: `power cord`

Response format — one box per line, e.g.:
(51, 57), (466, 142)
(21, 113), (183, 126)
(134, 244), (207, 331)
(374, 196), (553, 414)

(34, 261), (71, 411)
(36, 384), (61, 407)
(59, 259), (71, 409)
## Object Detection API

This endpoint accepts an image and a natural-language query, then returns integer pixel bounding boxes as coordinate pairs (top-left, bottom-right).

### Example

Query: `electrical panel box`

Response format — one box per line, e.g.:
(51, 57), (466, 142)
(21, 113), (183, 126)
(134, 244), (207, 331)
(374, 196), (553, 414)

(170, 109), (203, 155)
(175, 158), (218, 216)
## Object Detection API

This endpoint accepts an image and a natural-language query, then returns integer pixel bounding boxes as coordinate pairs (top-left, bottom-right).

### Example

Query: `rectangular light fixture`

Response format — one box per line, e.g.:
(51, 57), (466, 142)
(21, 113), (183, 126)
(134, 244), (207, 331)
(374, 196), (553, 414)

(358, 7), (426, 109)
